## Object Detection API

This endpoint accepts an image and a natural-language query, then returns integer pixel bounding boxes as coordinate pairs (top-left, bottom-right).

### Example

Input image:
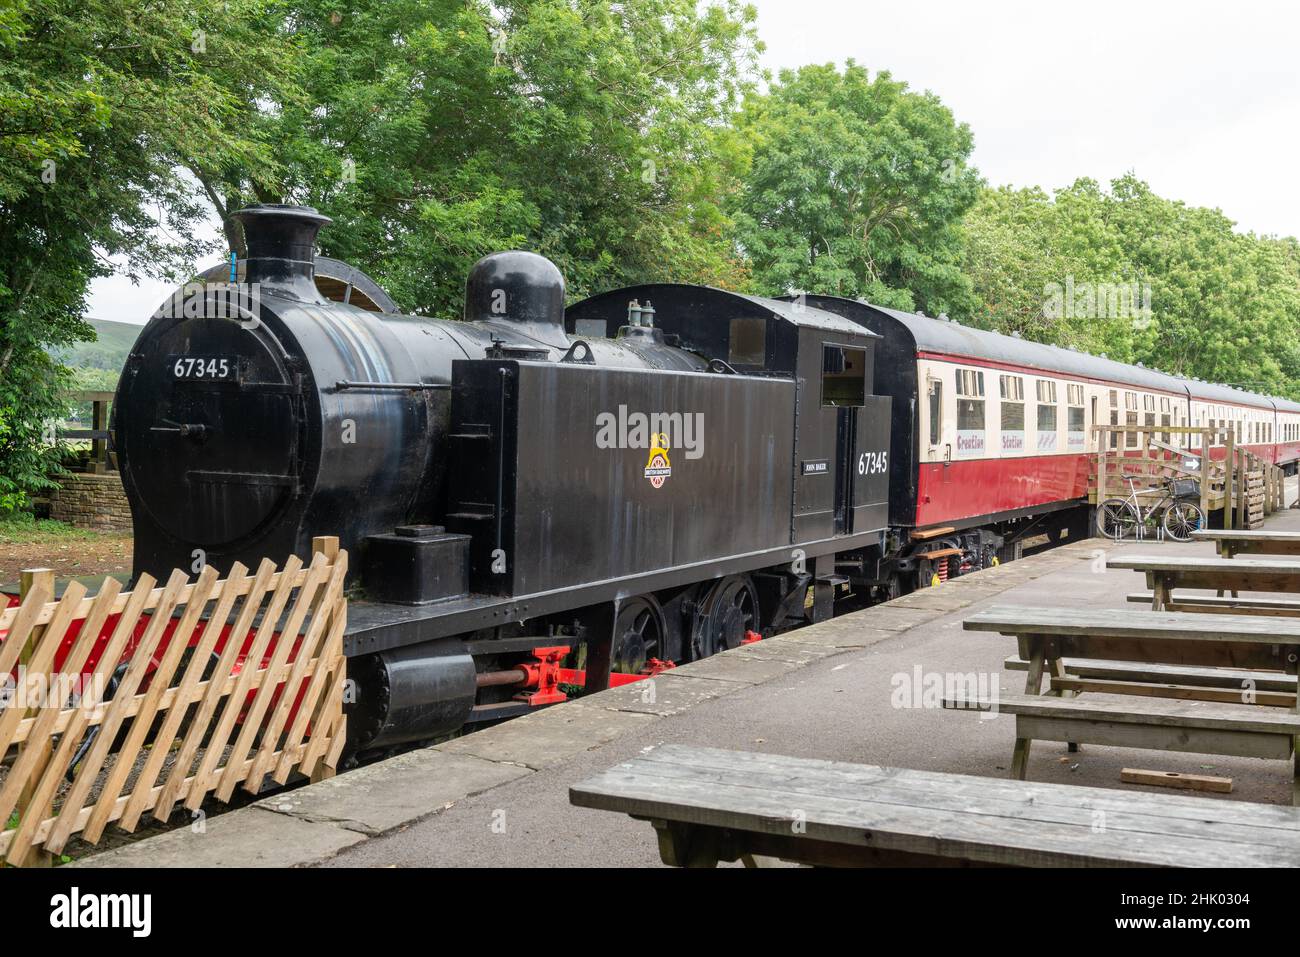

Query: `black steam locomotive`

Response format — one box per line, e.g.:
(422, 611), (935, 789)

(113, 204), (893, 754)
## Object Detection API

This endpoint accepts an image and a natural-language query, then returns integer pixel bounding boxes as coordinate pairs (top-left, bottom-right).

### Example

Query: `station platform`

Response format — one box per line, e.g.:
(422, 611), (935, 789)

(79, 490), (1300, 868)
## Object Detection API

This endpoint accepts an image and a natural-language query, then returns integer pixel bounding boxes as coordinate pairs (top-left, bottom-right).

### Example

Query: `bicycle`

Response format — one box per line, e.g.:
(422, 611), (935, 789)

(1096, 473), (1206, 542)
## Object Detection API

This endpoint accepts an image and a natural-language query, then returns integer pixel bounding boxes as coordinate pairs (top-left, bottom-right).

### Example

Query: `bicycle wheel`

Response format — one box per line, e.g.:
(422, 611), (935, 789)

(1161, 500), (1205, 542)
(1096, 499), (1139, 539)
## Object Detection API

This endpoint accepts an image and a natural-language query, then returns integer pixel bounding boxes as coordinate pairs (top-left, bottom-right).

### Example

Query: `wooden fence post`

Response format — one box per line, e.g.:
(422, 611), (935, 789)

(1222, 430), (1236, 529)
(17, 569), (55, 867)
(1237, 448), (1249, 529)
(310, 536), (341, 784)
(1096, 427), (1108, 504)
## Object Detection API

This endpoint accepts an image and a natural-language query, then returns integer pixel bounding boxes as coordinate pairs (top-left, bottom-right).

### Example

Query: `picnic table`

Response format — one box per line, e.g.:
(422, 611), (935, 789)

(1192, 528), (1300, 558)
(1109, 554), (1300, 613)
(569, 744), (1300, 867)
(946, 605), (1300, 799)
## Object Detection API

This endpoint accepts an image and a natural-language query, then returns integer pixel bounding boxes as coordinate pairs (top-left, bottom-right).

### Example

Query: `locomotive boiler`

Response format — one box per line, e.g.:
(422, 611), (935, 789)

(114, 205), (894, 755)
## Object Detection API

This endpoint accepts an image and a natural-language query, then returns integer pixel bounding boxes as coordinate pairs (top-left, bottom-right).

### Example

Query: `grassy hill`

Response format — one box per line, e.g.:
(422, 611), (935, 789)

(63, 318), (143, 375)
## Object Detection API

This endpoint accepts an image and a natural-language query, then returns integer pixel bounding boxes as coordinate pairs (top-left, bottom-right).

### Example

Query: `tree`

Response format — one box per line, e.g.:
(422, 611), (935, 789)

(194, 0), (762, 318)
(962, 174), (1300, 400)
(733, 61), (981, 315)
(0, 0), (298, 509)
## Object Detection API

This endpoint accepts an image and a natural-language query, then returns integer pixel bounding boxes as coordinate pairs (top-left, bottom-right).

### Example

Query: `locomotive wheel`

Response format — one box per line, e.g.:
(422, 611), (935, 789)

(693, 575), (760, 660)
(611, 596), (667, 674)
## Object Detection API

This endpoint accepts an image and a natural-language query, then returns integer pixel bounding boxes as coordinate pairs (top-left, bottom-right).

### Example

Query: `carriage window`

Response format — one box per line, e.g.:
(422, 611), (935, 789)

(1067, 384), (1084, 406)
(1160, 396), (1170, 413)
(1109, 409), (1119, 450)
(820, 345), (865, 407)
(957, 368), (985, 398)
(1000, 375), (1025, 433)
(1125, 391), (1138, 411)
(1126, 411), (1139, 448)
(1161, 413), (1171, 444)
(1068, 406), (1085, 432)
(1143, 394), (1155, 412)
(1109, 389), (1118, 407)
(956, 368), (985, 433)
(728, 316), (767, 366)
(1035, 380), (1057, 433)
(928, 380), (942, 446)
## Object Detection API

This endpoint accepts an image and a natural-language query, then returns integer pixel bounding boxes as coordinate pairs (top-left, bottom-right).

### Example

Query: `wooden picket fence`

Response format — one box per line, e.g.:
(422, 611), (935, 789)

(0, 537), (348, 867)
(1090, 424), (1287, 530)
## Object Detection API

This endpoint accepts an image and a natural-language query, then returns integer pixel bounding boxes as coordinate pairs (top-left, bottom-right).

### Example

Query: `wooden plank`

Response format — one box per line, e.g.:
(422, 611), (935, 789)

(81, 565), (222, 844)
(3, 575), (156, 864)
(1002, 654), (1298, 690)
(1125, 591), (1300, 613)
(1121, 768), (1233, 794)
(272, 583), (347, 785)
(909, 526), (956, 541)
(1109, 554), (1300, 574)
(44, 569), (190, 855)
(183, 556), (303, 814)
(916, 547), (962, 560)
(0, 563), (317, 634)
(569, 745), (1300, 867)
(1016, 714), (1292, 760)
(1050, 675), (1295, 708)
(249, 555), (347, 791)
(0, 575), (54, 691)
(299, 653), (347, 779)
(965, 604), (1300, 642)
(641, 744), (1300, 831)
(1126, 591), (1300, 618)
(0, 579), (86, 767)
(217, 552), (331, 800)
(0, 577), (121, 864)
(117, 565), (226, 832)
(154, 561), (267, 821)
(942, 691), (1300, 734)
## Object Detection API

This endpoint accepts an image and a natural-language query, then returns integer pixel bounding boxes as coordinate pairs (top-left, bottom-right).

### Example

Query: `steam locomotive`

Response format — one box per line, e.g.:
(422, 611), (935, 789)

(114, 205), (892, 754)
(115, 204), (1300, 755)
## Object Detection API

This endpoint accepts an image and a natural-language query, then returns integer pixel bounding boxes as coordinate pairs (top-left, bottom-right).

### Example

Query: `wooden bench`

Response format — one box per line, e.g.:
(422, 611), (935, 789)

(1108, 555), (1300, 610)
(1125, 590), (1300, 617)
(1003, 654), (1298, 707)
(1193, 528), (1300, 558)
(569, 744), (1300, 867)
(948, 605), (1300, 799)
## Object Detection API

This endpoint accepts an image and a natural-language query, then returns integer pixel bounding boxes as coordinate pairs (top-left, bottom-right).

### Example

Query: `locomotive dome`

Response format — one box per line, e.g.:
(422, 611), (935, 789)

(464, 250), (567, 347)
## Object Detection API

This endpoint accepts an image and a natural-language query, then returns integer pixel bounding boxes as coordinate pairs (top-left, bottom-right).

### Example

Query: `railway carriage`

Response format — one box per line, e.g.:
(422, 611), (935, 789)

(799, 296), (1300, 590)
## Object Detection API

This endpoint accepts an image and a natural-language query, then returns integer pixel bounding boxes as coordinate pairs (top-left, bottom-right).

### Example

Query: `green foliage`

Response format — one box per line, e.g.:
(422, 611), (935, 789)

(962, 174), (1300, 399)
(0, 0), (300, 511)
(733, 62), (981, 315)
(197, 0), (761, 317)
(0, 510), (109, 544)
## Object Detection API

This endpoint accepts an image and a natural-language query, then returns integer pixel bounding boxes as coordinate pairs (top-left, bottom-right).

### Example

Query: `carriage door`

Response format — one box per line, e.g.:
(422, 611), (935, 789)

(824, 344), (867, 535)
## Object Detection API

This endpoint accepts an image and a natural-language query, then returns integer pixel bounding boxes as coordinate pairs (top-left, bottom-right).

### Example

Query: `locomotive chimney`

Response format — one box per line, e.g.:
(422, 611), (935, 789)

(231, 203), (332, 301)
(464, 250), (568, 349)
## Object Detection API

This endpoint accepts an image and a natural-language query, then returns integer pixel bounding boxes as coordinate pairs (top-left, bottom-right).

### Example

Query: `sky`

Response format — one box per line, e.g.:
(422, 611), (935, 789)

(87, 0), (1300, 323)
